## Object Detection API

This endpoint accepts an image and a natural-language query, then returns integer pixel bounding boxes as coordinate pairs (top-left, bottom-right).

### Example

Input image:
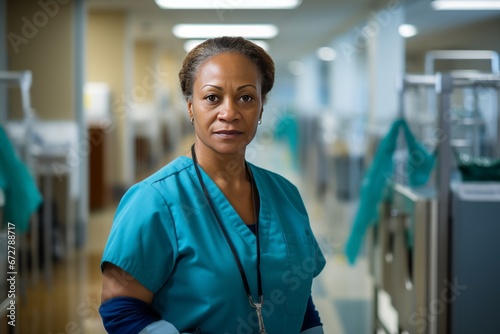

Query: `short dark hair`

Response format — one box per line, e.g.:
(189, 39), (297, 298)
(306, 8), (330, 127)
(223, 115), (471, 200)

(178, 36), (275, 103)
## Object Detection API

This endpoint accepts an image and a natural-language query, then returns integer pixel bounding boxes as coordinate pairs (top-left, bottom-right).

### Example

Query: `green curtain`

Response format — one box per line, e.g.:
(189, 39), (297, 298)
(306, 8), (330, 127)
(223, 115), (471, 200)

(344, 119), (435, 264)
(0, 126), (42, 234)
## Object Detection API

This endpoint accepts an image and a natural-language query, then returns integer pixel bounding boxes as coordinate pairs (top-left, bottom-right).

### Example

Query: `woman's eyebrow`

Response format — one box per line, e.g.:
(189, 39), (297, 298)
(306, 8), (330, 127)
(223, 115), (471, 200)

(200, 84), (257, 91)
(237, 84), (257, 91)
(201, 84), (223, 90)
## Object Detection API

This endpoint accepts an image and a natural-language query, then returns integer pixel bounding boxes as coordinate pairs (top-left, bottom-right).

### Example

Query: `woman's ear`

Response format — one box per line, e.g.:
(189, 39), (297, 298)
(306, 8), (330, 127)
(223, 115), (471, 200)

(187, 99), (194, 120)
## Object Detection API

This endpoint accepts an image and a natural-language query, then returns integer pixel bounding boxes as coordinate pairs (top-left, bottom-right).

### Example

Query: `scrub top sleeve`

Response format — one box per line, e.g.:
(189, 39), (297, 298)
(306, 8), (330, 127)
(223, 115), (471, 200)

(101, 182), (178, 293)
(288, 182), (327, 278)
(311, 233), (326, 277)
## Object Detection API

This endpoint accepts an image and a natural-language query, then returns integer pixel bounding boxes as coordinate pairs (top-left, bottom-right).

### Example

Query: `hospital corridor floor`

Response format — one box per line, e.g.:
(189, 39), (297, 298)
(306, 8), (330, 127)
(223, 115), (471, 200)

(7, 140), (373, 334)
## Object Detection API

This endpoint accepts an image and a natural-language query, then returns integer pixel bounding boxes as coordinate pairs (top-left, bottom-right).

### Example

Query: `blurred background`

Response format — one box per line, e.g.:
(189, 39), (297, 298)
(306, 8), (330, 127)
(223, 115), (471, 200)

(1, 0), (500, 333)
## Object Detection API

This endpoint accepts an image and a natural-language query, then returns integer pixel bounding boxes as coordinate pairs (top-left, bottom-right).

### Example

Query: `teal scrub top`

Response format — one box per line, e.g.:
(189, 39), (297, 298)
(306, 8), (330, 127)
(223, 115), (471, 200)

(102, 156), (326, 334)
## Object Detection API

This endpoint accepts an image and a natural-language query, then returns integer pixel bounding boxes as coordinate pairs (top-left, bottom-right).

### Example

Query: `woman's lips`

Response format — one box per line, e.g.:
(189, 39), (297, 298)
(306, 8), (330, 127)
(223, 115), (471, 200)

(214, 130), (243, 138)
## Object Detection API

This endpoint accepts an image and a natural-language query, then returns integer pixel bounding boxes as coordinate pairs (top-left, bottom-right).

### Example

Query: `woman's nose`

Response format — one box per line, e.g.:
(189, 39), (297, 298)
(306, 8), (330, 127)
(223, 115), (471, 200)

(217, 99), (239, 122)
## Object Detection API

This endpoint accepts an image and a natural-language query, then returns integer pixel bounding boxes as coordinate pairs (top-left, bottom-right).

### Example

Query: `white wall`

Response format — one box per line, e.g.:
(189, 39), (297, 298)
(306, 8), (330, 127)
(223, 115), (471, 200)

(367, 7), (405, 131)
(294, 53), (323, 114)
(330, 29), (369, 117)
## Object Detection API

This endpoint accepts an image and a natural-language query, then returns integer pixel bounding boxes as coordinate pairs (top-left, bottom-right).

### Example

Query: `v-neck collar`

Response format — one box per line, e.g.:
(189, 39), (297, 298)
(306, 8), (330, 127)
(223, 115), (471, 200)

(183, 156), (271, 252)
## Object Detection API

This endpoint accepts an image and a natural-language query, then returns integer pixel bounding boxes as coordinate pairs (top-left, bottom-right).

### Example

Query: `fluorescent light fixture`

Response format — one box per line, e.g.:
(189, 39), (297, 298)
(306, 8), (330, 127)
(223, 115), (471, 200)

(184, 39), (269, 52)
(173, 24), (278, 39)
(432, 1), (500, 10)
(398, 24), (418, 38)
(155, 0), (301, 9)
(316, 47), (337, 61)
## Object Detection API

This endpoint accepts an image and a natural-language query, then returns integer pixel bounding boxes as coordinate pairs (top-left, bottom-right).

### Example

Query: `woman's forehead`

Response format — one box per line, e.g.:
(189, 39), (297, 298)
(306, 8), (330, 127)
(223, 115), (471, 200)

(194, 53), (260, 85)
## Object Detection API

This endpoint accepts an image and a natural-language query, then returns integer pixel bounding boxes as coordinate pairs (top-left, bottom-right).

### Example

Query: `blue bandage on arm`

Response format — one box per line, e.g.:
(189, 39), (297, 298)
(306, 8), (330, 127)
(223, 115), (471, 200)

(99, 296), (174, 334)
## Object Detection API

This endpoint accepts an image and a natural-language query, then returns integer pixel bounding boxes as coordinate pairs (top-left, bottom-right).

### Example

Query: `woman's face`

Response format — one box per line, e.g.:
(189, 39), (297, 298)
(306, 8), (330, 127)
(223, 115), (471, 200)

(188, 52), (263, 157)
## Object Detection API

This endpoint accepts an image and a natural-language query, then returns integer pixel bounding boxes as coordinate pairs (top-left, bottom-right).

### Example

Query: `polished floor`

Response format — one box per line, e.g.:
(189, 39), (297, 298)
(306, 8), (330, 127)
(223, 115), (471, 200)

(2, 138), (373, 334)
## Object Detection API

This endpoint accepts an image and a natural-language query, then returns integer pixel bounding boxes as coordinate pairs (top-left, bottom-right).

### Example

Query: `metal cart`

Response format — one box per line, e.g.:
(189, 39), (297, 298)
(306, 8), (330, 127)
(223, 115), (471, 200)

(370, 70), (500, 334)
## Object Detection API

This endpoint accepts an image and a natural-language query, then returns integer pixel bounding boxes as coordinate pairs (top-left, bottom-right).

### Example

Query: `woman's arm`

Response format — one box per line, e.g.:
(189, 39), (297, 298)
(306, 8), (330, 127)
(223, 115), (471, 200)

(100, 263), (181, 334)
(101, 263), (153, 303)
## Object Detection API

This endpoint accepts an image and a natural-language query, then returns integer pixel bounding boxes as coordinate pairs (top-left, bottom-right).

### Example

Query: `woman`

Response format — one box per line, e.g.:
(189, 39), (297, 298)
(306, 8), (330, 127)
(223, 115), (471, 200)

(99, 36), (326, 334)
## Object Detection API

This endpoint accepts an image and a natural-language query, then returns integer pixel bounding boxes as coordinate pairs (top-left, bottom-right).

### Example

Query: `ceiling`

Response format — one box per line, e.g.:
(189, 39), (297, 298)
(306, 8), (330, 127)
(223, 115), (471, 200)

(86, 0), (500, 66)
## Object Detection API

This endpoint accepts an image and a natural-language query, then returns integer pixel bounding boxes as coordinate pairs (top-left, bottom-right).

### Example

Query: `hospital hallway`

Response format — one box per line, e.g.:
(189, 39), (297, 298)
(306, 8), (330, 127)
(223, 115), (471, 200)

(4, 134), (373, 334)
(3, 2), (500, 333)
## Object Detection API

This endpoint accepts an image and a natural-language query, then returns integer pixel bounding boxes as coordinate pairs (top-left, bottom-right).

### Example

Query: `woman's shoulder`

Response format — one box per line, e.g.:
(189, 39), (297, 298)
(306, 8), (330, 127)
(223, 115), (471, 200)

(139, 156), (193, 185)
(122, 156), (193, 198)
(249, 163), (300, 193)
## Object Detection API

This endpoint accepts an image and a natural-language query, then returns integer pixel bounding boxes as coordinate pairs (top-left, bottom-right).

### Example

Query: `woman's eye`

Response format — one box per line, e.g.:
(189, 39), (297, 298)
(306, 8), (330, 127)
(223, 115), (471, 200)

(205, 95), (219, 102)
(240, 95), (254, 102)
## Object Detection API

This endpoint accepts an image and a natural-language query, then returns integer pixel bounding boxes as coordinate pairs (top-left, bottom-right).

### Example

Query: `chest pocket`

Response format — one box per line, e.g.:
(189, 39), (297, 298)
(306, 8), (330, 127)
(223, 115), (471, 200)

(283, 231), (315, 315)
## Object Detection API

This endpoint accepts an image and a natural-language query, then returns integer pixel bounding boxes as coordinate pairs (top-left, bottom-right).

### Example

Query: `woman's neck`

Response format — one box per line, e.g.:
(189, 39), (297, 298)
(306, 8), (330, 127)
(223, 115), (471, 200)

(190, 143), (248, 188)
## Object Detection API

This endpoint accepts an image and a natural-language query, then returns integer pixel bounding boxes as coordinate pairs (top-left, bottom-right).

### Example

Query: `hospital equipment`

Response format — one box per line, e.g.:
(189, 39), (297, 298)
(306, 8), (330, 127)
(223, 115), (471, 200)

(369, 58), (500, 334)
(0, 71), (35, 334)
(1, 71), (81, 290)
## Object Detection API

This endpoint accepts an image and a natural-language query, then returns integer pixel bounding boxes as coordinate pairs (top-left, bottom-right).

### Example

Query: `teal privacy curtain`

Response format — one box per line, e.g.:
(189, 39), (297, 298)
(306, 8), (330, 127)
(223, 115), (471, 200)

(274, 110), (300, 170)
(0, 125), (42, 234)
(344, 118), (435, 264)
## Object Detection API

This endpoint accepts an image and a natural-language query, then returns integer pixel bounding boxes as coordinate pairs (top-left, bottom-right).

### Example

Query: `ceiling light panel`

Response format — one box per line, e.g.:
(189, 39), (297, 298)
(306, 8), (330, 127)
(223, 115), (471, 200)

(398, 24), (418, 38)
(432, 0), (500, 10)
(316, 47), (337, 61)
(155, 0), (301, 9)
(172, 24), (279, 39)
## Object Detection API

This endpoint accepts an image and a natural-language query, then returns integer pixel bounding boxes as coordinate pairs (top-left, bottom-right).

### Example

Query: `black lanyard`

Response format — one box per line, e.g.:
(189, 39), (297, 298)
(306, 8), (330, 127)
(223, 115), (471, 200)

(190, 144), (264, 310)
